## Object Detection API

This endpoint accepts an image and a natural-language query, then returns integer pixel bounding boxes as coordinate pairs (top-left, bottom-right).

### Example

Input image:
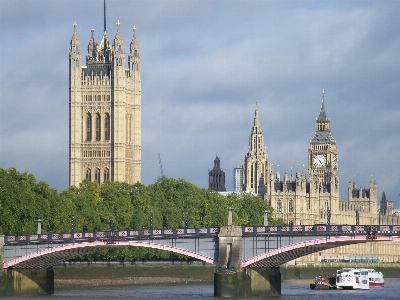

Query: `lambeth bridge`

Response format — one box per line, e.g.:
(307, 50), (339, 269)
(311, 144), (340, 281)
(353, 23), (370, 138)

(2, 223), (400, 297)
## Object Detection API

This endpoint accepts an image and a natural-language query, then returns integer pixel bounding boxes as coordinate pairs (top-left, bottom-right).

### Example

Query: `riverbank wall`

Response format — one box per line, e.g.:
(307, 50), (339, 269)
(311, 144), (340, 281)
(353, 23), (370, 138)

(54, 261), (215, 281)
(53, 261), (400, 281)
(282, 263), (400, 279)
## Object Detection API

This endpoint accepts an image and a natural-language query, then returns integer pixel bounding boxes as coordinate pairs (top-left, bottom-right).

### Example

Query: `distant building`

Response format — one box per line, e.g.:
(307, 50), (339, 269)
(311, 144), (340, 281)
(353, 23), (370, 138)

(242, 92), (378, 226)
(380, 191), (387, 214)
(233, 167), (243, 192)
(240, 91), (400, 263)
(380, 191), (394, 215)
(208, 156), (226, 192)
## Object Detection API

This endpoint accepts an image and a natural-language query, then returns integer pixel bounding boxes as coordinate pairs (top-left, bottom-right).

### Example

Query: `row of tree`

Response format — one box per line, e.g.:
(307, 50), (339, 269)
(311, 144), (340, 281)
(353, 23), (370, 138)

(0, 167), (283, 261)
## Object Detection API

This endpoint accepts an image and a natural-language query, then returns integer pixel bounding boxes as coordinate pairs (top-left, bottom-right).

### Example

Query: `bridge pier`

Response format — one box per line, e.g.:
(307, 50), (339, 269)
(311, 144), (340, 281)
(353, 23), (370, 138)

(214, 226), (281, 297)
(1, 268), (54, 297)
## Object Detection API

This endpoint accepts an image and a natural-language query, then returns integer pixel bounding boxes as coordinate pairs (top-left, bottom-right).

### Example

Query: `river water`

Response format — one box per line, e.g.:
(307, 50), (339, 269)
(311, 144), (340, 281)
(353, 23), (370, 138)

(14, 278), (399, 299)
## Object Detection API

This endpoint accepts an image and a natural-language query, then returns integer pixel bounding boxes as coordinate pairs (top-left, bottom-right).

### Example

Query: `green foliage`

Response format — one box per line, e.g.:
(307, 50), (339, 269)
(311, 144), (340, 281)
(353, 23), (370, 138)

(0, 167), (282, 261)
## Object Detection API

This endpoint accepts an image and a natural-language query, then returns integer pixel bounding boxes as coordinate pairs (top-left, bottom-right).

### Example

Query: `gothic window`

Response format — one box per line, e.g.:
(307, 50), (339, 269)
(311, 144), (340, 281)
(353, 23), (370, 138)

(86, 168), (91, 181)
(104, 168), (110, 182)
(105, 113), (110, 140)
(86, 113), (92, 141)
(289, 201), (294, 213)
(125, 114), (132, 143)
(95, 168), (100, 184)
(277, 201), (282, 212)
(96, 113), (101, 141)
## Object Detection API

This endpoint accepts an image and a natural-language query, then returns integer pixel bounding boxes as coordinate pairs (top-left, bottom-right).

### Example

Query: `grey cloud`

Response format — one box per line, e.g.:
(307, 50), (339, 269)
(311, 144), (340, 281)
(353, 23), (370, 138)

(1, 0), (399, 207)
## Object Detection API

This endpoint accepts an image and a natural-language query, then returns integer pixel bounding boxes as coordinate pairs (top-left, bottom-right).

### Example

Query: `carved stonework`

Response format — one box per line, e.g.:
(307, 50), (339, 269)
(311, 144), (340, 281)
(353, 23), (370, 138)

(69, 20), (141, 187)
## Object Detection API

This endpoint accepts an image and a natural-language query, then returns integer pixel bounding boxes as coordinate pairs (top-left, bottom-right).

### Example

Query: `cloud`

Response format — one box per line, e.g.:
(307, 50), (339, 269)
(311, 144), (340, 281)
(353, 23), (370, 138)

(1, 0), (399, 207)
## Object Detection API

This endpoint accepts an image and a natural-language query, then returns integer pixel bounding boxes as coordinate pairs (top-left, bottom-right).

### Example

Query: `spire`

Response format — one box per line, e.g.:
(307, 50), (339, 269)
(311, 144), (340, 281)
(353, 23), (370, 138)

(70, 22), (81, 54)
(317, 89), (330, 122)
(71, 22), (79, 41)
(87, 28), (98, 62)
(103, 0), (107, 33)
(310, 90), (335, 144)
(254, 100), (260, 127)
(130, 25), (140, 55)
(113, 20), (124, 55)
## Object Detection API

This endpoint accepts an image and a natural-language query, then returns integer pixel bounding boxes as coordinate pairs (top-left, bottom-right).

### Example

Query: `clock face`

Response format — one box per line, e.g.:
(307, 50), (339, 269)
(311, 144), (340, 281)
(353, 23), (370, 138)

(313, 154), (326, 167)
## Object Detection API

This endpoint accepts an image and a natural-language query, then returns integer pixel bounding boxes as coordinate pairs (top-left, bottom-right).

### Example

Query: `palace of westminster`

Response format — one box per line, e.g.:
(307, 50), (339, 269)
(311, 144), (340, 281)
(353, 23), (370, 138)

(69, 14), (399, 263)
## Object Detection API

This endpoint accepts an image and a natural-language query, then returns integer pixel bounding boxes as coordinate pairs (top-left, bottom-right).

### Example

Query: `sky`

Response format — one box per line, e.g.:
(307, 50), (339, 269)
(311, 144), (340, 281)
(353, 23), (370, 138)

(0, 0), (399, 207)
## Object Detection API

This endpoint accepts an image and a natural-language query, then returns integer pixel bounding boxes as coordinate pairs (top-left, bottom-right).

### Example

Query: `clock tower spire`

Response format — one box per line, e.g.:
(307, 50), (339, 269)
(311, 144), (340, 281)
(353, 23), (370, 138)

(308, 90), (338, 186)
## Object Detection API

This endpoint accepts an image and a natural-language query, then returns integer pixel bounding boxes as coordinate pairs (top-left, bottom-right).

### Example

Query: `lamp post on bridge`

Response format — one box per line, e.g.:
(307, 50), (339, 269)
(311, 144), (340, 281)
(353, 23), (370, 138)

(35, 219), (43, 234)
(226, 207), (234, 225)
(263, 210), (269, 226)
(150, 212), (154, 230)
(71, 214), (75, 235)
(185, 212), (189, 228)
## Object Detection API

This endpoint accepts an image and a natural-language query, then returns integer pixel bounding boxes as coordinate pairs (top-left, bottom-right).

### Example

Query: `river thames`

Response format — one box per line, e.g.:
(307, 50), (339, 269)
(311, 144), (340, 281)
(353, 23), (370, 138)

(11, 278), (399, 299)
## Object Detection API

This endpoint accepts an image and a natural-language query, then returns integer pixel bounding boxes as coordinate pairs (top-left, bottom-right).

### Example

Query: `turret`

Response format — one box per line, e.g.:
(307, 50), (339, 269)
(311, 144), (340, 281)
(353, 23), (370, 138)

(86, 29), (98, 63)
(129, 26), (141, 73)
(112, 21), (125, 74)
(69, 22), (82, 76)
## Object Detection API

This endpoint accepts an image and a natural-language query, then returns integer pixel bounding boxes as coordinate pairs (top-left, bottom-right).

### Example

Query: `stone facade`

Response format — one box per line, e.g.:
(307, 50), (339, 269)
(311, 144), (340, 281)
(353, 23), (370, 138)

(69, 20), (141, 186)
(242, 91), (400, 263)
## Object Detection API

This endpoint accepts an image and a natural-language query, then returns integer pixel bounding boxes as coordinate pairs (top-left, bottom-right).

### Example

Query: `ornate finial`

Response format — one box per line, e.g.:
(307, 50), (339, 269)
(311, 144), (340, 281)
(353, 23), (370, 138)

(73, 22), (77, 31)
(133, 25), (137, 38)
(322, 89), (325, 102)
(91, 28), (94, 36)
(117, 20), (121, 31)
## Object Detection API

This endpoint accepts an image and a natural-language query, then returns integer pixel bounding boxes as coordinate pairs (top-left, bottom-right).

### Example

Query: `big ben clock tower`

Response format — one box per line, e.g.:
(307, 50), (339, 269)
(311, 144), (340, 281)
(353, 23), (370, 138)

(308, 90), (338, 186)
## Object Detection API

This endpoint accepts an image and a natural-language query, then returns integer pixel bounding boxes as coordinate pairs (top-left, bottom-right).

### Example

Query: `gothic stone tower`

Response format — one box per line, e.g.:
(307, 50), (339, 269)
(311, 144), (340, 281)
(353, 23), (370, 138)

(69, 19), (141, 186)
(307, 91), (339, 220)
(308, 91), (338, 186)
(243, 101), (270, 198)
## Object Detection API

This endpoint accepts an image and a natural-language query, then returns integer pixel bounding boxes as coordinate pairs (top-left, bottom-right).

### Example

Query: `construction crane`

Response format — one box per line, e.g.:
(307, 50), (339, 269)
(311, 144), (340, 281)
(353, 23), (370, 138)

(158, 153), (164, 175)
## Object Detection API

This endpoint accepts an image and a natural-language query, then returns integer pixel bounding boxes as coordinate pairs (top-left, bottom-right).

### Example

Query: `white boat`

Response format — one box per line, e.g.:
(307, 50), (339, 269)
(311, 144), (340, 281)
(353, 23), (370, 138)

(336, 268), (369, 290)
(364, 268), (384, 287)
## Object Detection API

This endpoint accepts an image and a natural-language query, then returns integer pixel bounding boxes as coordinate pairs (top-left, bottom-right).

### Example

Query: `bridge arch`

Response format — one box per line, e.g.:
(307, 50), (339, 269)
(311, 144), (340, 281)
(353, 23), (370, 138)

(241, 235), (400, 268)
(4, 241), (217, 269)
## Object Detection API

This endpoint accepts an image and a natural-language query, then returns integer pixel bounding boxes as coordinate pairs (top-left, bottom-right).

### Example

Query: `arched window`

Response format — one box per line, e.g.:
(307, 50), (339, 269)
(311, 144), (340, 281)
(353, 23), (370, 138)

(96, 113), (101, 141)
(105, 113), (110, 140)
(86, 168), (91, 181)
(86, 113), (92, 141)
(104, 168), (110, 182)
(95, 168), (100, 184)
